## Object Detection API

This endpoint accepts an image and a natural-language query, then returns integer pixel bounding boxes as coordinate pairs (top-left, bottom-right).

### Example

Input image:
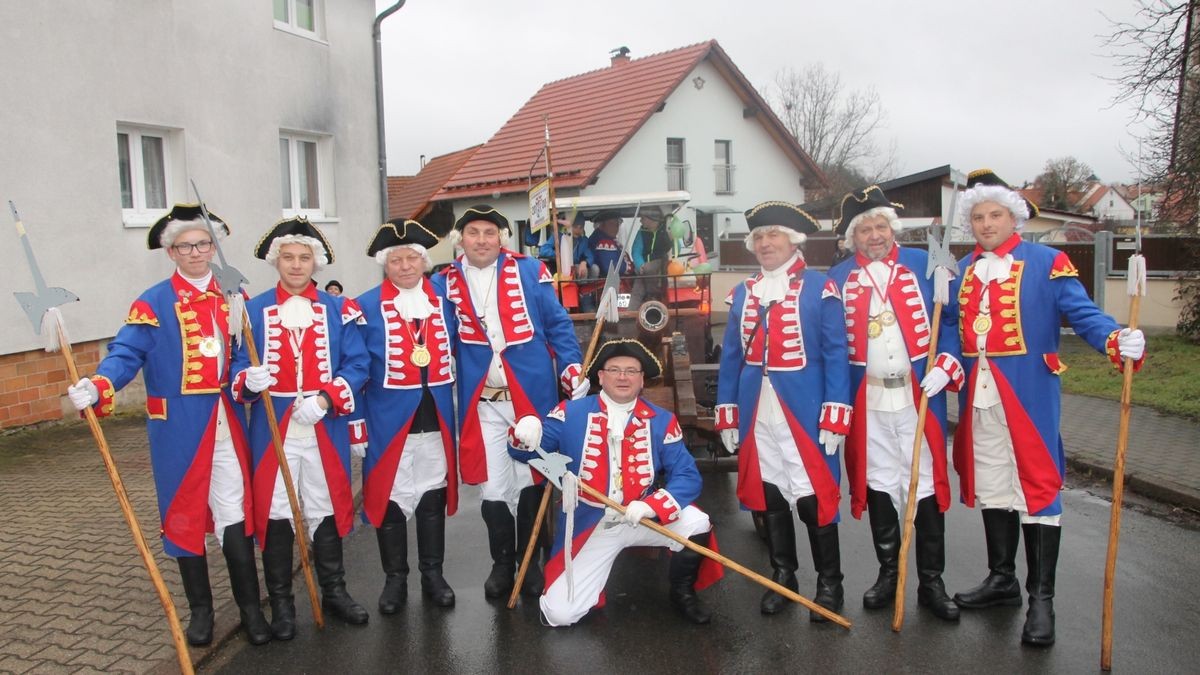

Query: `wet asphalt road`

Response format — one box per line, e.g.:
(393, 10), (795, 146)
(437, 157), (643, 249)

(206, 471), (1200, 674)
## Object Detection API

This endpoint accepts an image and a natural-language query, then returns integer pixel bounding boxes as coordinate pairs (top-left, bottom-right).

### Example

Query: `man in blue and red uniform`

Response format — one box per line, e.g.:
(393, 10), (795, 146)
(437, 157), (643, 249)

(440, 205), (587, 600)
(231, 217), (370, 638)
(510, 338), (721, 626)
(947, 169), (1146, 646)
(715, 201), (852, 620)
(67, 205), (270, 646)
(356, 219), (457, 611)
(828, 186), (962, 621)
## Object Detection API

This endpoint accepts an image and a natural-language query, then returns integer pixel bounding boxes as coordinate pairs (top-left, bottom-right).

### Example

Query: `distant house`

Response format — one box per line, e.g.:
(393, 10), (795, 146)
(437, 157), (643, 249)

(0, 1), (383, 428)
(403, 40), (826, 263)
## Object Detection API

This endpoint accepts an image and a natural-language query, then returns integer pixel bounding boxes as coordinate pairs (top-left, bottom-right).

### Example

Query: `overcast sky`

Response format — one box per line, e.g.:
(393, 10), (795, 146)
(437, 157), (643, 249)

(376, 0), (1151, 186)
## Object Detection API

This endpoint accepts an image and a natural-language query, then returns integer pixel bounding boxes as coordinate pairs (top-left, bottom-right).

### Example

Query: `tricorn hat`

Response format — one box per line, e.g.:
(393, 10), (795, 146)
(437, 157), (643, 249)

(367, 219), (439, 256)
(744, 201), (819, 234)
(966, 168), (1040, 219)
(148, 203), (228, 250)
(254, 216), (334, 264)
(834, 186), (904, 236)
(453, 204), (510, 231)
(585, 338), (663, 384)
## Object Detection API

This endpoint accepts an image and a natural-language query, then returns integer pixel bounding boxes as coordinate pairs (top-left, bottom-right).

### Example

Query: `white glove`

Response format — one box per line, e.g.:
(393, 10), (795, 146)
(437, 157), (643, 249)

(570, 375), (590, 400)
(720, 428), (739, 454)
(291, 395), (328, 426)
(1117, 328), (1145, 362)
(67, 378), (99, 411)
(818, 429), (845, 456)
(622, 500), (655, 526)
(244, 365), (273, 393)
(350, 440), (367, 458)
(513, 415), (543, 450)
(920, 368), (951, 398)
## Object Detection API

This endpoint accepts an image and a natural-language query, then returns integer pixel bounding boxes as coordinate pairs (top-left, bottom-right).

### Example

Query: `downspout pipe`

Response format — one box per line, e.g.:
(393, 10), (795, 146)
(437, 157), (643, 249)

(374, 1), (406, 225)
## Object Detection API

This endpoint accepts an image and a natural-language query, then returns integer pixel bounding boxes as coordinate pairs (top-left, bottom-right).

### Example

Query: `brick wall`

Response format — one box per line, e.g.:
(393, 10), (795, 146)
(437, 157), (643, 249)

(0, 340), (104, 428)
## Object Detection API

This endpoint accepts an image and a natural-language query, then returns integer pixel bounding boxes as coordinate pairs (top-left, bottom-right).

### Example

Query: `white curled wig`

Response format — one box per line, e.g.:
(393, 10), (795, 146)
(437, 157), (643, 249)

(264, 234), (329, 270)
(744, 224), (807, 252)
(959, 185), (1029, 231)
(445, 226), (511, 253)
(375, 243), (432, 271)
(843, 206), (903, 250)
(159, 218), (227, 249)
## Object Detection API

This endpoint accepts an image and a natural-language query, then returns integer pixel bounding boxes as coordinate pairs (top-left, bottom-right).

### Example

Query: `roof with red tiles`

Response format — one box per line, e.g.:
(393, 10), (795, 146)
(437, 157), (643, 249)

(388, 145), (481, 220)
(433, 40), (825, 202)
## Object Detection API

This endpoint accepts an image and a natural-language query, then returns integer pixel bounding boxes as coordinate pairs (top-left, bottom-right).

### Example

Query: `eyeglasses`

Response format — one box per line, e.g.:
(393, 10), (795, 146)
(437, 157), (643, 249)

(602, 367), (643, 377)
(172, 240), (214, 254)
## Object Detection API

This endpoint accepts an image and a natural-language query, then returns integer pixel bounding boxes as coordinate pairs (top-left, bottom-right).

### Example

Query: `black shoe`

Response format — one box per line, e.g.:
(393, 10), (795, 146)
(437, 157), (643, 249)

(222, 522), (272, 645)
(669, 533), (713, 625)
(481, 500), (516, 600)
(516, 486), (547, 597)
(954, 509), (1022, 609)
(262, 519), (296, 641)
(313, 516), (369, 625)
(862, 490), (899, 610)
(376, 501), (409, 615)
(177, 556), (214, 646)
(758, 483), (798, 615)
(797, 496), (844, 623)
(416, 489), (455, 608)
(913, 497), (959, 621)
(1021, 524), (1060, 646)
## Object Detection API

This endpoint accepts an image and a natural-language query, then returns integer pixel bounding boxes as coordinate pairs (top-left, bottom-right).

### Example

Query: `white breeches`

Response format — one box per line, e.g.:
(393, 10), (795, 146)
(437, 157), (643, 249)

(477, 400), (533, 510)
(863, 407), (934, 513)
(754, 414), (814, 503)
(209, 436), (247, 542)
(540, 505), (711, 627)
(389, 431), (449, 518)
(268, 435), (335, 539)
(971, 406), (1060, 526)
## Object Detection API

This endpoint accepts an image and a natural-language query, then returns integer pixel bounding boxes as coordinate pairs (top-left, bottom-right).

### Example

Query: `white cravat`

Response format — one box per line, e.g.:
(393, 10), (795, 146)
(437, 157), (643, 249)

(753, 252), (800, 304)
(392, 281), (434, 321)
(464, 261), (507, 387)
(179, 269), (213, 292)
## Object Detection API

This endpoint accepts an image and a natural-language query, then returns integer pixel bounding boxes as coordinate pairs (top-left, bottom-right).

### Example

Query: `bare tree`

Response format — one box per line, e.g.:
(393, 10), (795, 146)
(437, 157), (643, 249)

(768, 63), (898, 198)
(1036, 156), (1096, 210)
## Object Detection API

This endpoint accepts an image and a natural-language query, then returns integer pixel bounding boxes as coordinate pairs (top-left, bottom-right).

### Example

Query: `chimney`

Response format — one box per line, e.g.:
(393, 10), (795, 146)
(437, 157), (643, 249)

(610, 46), (631, 66)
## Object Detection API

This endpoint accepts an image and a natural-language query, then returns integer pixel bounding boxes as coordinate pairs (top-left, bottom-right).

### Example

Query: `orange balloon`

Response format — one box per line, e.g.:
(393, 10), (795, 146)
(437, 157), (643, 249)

(666, 259), (686, 276)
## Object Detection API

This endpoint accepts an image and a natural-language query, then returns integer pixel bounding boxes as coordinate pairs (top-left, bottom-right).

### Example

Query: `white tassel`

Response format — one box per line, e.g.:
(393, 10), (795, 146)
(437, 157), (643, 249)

(227, 292), (245, 346)
(41, 307), (66, 353)
(599, 286), (619, 323)
(1127, 254), (1148, 297)
(561, 471), (580, 602)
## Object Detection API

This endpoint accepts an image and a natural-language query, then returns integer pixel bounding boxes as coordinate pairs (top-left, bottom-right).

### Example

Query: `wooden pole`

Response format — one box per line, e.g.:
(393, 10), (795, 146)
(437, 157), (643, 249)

(892, 301), (944, 632)
(57, 322), (195, 675)
(1101, 291), (1142, 670)
(240, 319), (324, 629)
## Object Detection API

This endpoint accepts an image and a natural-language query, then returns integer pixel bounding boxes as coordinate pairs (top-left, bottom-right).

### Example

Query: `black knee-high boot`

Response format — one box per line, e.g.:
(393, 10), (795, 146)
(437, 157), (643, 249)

(415, 488), (455, 607)
(221, 522), (272, 645)
(516, 485), (546, 597)
(759, 482), (798, 615)
(862, 489), (899, 610)
(312, 516), (369, 625)
(261, 519), (296, 640)
(913, 496), (959, 621)
(480, 500), (516, 599)
(1021, 524), (1060, 646)
(669, 532), (713, 625)
(376, 501), (409, 614)
(796, 495), (843, 623)
(177, 555), (214, 646)
(953, 509), (1022, 608)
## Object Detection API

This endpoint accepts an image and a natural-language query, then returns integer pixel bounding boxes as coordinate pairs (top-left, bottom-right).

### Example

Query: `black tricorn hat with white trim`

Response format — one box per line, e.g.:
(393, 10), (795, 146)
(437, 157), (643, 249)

(453, 204), (510, 231)
(834, 185), (904, 236)
(148, 203), (229, 251)
(966, 168), (1040, 218)
(744, 201), (819, 234)
(253, 216), (334, 264)
(367, 218), (439, 256)
(585, 338), (663, 383)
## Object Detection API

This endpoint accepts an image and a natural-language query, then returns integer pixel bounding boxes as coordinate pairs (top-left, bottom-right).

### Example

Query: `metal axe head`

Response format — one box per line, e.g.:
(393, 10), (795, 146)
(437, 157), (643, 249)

(209, 260), (249, 296)
(528, 446), (572, 491)
(14, 288), (78, 335)
(926, 226), (958, 279)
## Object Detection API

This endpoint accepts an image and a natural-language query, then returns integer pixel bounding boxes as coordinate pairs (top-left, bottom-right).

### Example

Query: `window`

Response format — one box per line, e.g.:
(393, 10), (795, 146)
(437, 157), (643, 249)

(714, 140), (735, 194)
(116, 123), (184, 228)
(274, 0), (324, 40)
(666, 138), (687, 191)
(280, 131), (334, 219)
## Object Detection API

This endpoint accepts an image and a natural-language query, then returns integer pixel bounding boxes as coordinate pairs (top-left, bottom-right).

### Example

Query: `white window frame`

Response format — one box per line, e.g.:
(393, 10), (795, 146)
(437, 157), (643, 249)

(280, 130), (336, 222)
(116, 123), (186, 229)
(666, 138), (688, 192)
(273, 0), (327, 43)
(714, 139), (735, 195)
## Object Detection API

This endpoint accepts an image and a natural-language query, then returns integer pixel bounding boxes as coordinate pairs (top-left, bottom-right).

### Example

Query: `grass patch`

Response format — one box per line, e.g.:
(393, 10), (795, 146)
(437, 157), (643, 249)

(1059, 333), (1200, 421)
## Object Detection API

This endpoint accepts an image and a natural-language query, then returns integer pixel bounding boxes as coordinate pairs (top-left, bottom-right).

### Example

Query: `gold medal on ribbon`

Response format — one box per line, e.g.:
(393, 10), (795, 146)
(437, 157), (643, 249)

(867, 319), (883, 339)
(198, 335), (222, 358)
(973, 315), (992, 334)
(410, 344), (431, 368)
(878, 309), (897, 326)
